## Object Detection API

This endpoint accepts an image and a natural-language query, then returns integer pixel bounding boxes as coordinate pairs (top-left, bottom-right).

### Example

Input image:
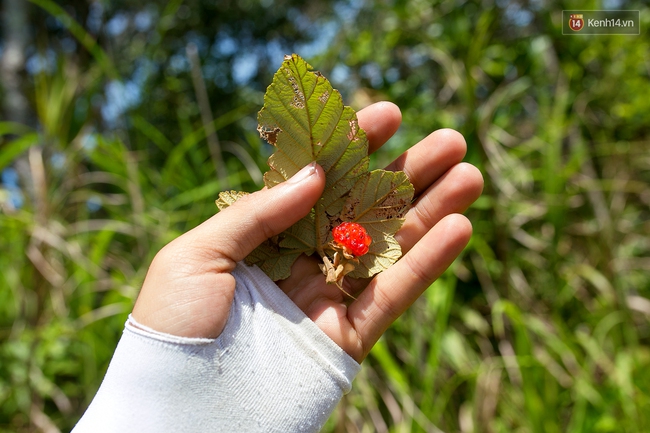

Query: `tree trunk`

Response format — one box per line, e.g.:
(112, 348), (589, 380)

(1, 0), (29, 124)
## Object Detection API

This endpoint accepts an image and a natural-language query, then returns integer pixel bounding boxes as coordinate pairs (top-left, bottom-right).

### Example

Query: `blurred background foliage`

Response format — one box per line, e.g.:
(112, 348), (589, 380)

(1, 0), (649, 431)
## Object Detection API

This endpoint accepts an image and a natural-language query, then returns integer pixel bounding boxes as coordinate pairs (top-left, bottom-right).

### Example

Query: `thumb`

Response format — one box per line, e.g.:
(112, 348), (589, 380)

(131, 162), (324, 338)
(192, 162), (325, 262)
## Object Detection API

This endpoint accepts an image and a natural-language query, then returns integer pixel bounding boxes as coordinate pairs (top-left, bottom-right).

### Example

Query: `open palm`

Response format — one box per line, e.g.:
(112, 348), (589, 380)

(132, 101), (483, 363)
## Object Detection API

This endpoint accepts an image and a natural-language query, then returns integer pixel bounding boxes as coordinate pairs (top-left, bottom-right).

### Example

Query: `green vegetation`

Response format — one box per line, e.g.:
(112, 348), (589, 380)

(1, 0), (648, 431)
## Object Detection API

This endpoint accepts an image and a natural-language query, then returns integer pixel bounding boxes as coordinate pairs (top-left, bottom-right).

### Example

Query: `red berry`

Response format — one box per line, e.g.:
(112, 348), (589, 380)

(332, 222), (372, 257)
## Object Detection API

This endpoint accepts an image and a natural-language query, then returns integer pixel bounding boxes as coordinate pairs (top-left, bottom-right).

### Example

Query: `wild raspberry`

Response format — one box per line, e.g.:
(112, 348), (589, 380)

(332, 222), (372, 257)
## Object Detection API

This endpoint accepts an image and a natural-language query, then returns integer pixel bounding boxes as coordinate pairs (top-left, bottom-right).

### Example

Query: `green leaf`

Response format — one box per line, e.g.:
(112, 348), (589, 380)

(219, 54), (414, 282)
(244, 243), (302, 281)
(0, 122), (33, 137)
(0, 133), (40, 171)
(258, 54), (370, 217)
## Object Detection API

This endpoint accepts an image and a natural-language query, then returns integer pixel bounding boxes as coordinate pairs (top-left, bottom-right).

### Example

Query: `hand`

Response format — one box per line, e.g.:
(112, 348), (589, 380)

(132, 102), (484, 362)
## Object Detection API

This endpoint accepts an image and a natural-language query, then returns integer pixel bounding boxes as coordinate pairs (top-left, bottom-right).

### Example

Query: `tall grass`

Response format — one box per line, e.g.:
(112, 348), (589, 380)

(318, 5), (650, 433)
(0, 49), (262, 432)
(1, 2), (649, 432)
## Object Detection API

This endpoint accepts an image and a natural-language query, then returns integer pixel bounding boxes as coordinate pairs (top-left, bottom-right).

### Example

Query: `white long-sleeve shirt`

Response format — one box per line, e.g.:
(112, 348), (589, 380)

(73, 262), (360, 432)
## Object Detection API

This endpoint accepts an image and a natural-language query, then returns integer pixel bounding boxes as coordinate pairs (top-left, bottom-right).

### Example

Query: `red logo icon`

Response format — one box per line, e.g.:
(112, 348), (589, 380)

(569, 14), (584, 31)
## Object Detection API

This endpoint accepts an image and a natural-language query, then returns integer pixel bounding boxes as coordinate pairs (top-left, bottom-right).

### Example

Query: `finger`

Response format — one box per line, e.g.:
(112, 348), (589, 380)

(348, 214), (472, 361)
(396, 162), (483, 253)
(356, 101), (402, 154)
(186, 162), (325, 265)
(385, 128), (467, 195)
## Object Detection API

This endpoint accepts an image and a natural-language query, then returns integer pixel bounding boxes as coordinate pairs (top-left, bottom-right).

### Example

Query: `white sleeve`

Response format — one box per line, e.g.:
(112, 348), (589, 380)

(72, 262), (361, 433)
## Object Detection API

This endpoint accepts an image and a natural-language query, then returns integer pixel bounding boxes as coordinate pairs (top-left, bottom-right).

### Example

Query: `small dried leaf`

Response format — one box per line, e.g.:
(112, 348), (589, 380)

(215, 191), (249, 210)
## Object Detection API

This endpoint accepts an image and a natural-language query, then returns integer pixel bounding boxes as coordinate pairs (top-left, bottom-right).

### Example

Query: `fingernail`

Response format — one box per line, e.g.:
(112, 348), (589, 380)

(288, 161), (317, 184)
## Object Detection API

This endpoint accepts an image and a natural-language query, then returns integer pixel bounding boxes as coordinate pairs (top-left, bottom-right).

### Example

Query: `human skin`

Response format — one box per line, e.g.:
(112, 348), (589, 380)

(132, 101), (484, 363)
